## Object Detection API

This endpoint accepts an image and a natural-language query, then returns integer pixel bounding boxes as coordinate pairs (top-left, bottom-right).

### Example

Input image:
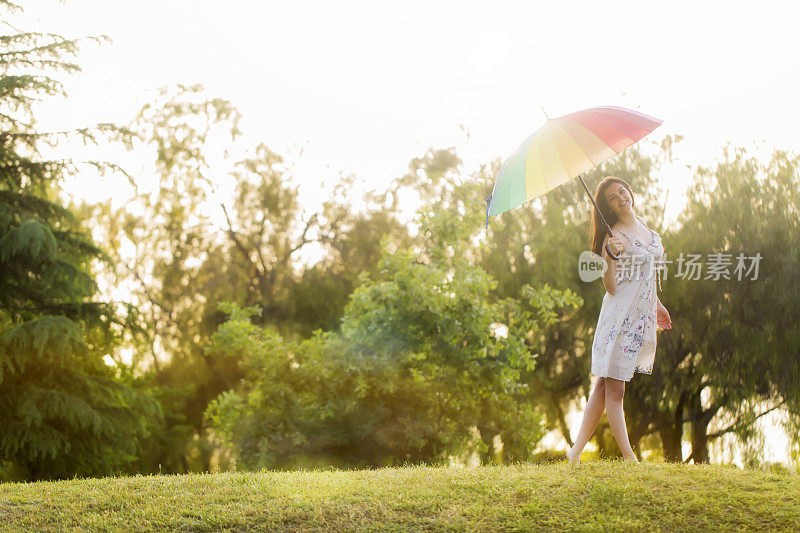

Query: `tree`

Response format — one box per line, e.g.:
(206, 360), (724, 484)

(90, 85), (416, 472)
(630, 146), (800, 463)
(205, 183), (581, 469)
(211, 146), (415, 338)
(86, 84), (246, 473)
(0, 1), (158, 480)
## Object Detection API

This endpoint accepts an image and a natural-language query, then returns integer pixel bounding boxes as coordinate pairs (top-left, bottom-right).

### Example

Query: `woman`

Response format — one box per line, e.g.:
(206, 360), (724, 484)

(565, 176), (672, 464)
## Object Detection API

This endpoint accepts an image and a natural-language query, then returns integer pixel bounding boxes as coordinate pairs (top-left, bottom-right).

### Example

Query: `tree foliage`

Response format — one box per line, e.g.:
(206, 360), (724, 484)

(0, 3), (158, 480)
(205, 182), (581, 469)
(629, 146), (800, 463)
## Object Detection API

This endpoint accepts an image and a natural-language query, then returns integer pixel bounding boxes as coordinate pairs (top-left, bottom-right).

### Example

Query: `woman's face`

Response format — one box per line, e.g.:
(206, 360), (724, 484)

(604, 182), (633, 216)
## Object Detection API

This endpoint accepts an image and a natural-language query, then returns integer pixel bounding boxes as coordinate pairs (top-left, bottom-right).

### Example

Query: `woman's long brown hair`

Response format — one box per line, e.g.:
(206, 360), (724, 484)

(590, 176), (635, 256)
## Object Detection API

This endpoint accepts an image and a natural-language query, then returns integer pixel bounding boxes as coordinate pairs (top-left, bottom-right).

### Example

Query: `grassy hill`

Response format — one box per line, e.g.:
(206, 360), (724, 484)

(1, 460), (798, 531)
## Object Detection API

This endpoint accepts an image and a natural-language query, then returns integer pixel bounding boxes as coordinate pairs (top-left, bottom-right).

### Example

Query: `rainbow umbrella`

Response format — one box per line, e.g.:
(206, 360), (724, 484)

(485, 105), (663, 258)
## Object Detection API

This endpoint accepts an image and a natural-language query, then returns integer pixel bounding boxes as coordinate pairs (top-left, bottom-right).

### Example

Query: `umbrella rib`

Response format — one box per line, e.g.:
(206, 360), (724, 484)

(506, 146), (515, 214)
(544, 125), (572, 185)
(551, 120), (588, 171)
(552, 119), (611, 168)
(511, 138), (526, 211)
(510, 128), (540, 212)
(536, 129), (552, 193)
(596, 106), (663, 128)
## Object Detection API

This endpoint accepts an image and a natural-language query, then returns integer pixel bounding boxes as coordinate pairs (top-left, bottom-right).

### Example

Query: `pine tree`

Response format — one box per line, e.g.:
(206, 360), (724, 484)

(0, 1), (159, 480)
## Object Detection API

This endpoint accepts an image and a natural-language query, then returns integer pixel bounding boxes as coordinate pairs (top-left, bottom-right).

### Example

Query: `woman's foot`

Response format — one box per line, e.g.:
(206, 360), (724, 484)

(565, 447), (580, 464)
(622, 453), (639, 463)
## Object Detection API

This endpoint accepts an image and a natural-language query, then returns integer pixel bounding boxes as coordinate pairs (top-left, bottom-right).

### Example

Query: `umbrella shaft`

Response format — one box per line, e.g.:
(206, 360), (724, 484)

(579, 175), (615, 237)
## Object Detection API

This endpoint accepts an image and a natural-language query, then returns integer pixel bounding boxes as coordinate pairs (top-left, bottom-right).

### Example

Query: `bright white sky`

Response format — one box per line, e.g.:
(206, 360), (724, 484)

(14, 0), (800, 227)
(10, 0), (797, 466)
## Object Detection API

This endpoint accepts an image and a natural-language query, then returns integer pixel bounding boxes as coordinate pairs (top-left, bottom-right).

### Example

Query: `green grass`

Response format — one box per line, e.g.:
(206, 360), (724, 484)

(1, 460), (798, 531)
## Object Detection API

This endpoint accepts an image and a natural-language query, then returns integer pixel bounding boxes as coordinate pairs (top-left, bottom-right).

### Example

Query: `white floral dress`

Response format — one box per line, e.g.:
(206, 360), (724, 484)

(591, 216), (664, 382)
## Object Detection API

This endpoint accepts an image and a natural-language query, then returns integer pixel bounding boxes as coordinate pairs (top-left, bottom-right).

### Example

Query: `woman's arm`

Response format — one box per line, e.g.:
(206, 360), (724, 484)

(601, 234), (617, 295)
(656, 295), (672, 329)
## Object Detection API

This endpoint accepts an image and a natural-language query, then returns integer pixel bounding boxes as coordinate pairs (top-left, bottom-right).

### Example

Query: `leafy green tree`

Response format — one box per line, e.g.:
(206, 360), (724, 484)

(209, 147), (415, 338)
(205, 187), (581, 469)
(0, 1), (158, 480)
(92, 85), (415, 472)
(287, 175), (417, 337)
(88, 84), (245, 474)
(629, 146), (800, 463)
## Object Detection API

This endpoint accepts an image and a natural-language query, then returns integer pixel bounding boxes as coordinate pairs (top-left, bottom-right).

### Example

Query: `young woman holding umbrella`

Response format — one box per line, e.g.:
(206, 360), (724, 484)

(565, 176), (672, 464)
(483, 106), (670, 463)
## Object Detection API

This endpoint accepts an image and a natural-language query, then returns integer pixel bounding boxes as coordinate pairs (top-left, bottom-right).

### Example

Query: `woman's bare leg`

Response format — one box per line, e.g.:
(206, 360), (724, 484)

(566, 377), (606, 462)
(604, 377), (638, 461)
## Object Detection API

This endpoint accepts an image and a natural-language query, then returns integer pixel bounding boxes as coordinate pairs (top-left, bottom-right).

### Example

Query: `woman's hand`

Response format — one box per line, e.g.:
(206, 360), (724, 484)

(607, 235), (626, 256)
(657, 300), (672, 330)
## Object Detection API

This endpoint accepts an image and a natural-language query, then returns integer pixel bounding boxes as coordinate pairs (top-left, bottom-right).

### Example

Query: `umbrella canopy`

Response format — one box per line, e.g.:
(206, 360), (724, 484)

(485, 105), (663, 228)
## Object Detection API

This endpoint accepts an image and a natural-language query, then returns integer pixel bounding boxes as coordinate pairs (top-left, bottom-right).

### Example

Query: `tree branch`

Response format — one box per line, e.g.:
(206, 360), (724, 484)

(281, 213), (319, 264)
(221, 203), (262, 278)
(706, 399), (787, 440)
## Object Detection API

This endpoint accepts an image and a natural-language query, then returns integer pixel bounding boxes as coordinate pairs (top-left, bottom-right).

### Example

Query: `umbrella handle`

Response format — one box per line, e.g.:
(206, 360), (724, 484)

(605, 243), (621, 261)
